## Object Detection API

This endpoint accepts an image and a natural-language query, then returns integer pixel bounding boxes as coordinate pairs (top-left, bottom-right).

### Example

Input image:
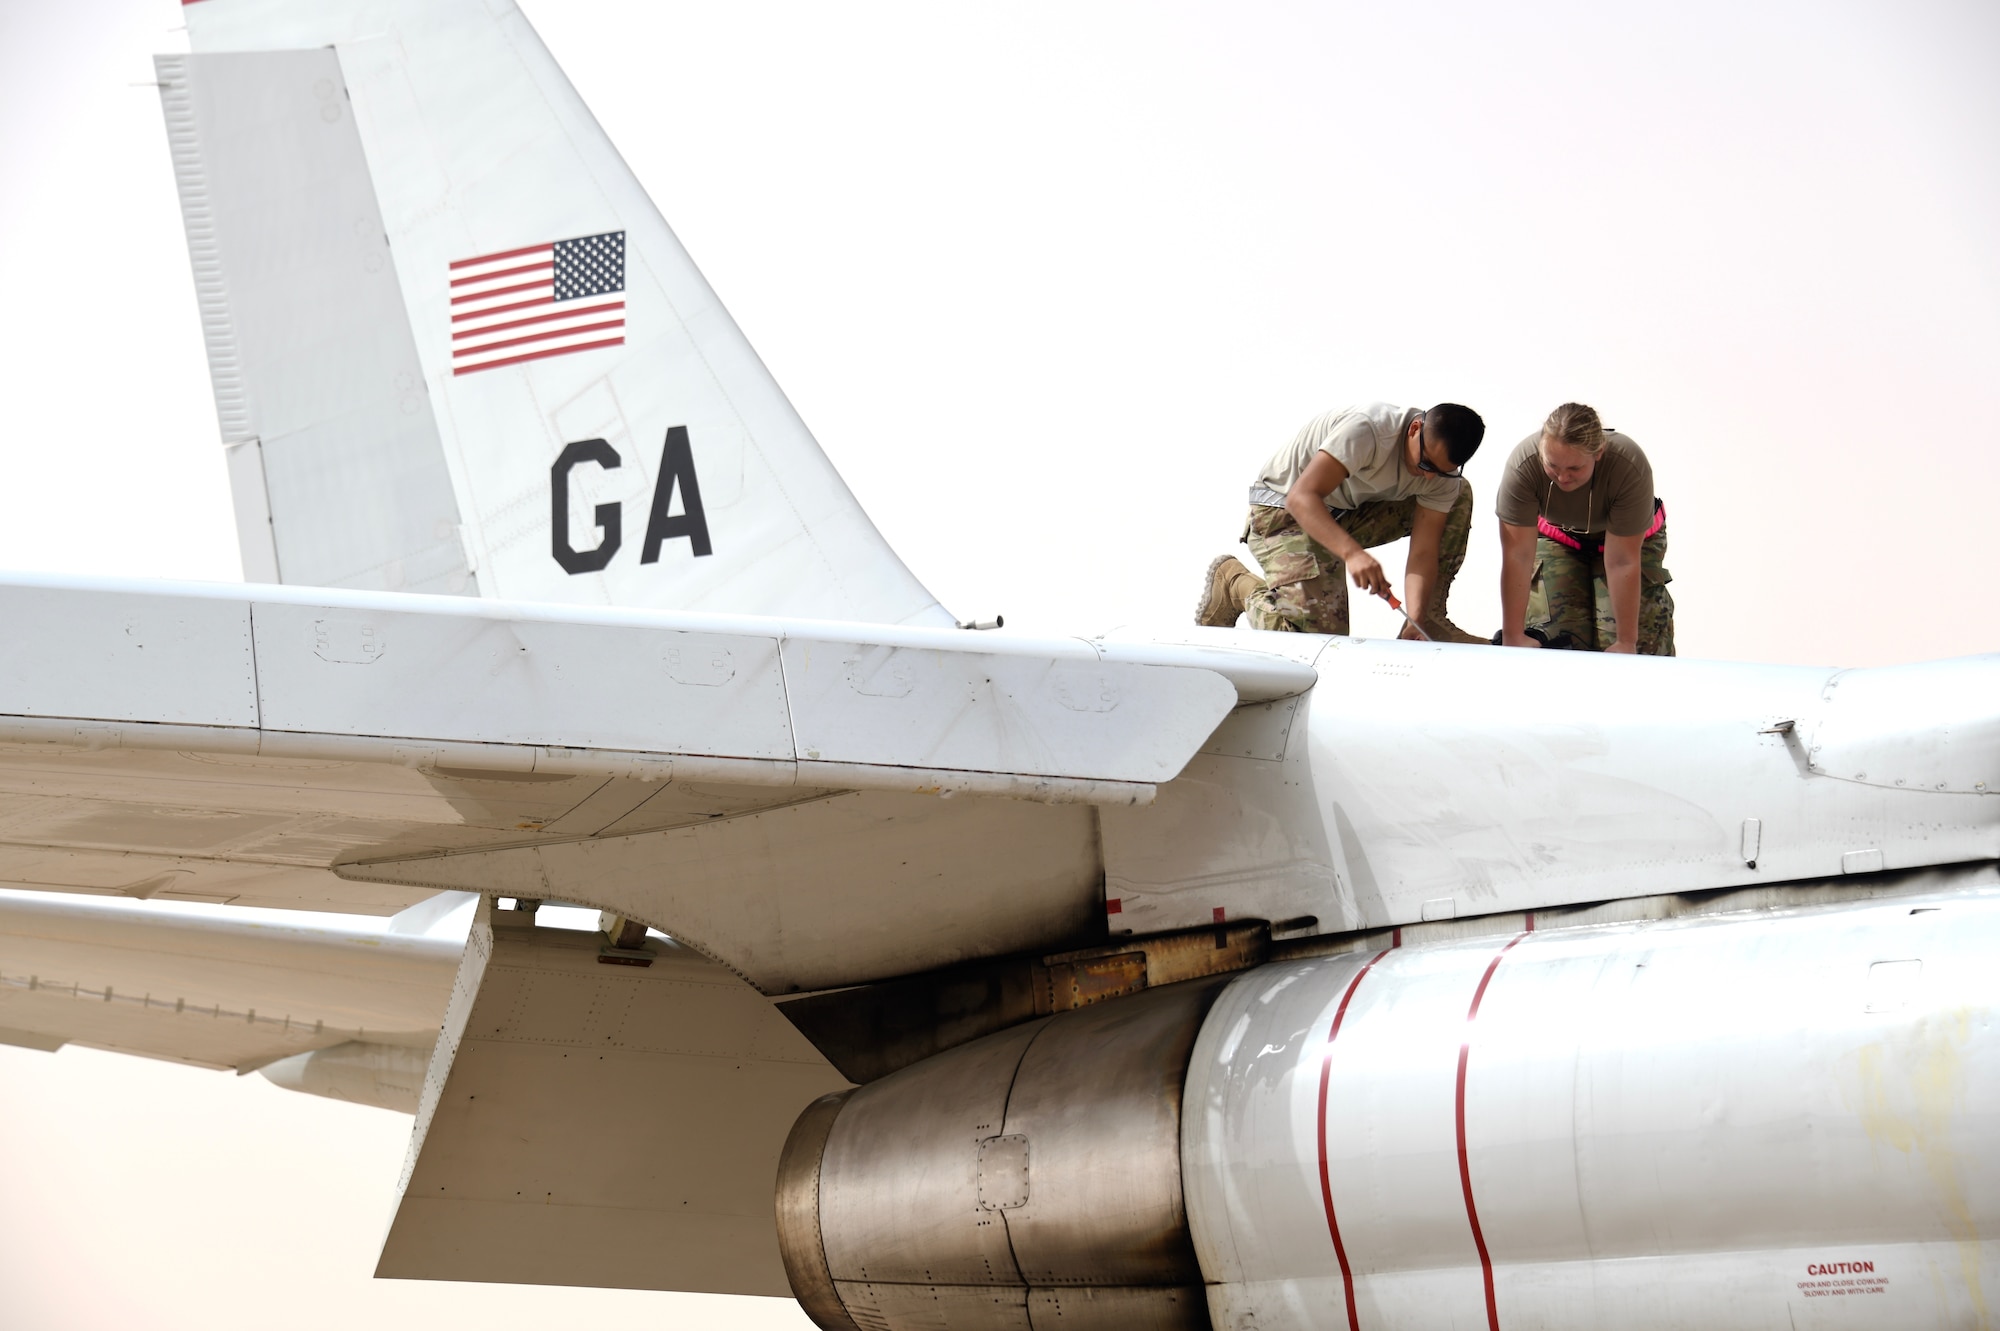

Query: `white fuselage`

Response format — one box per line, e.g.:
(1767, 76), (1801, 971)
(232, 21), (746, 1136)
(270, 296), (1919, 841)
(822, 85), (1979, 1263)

(1106, 631), (2000, 941)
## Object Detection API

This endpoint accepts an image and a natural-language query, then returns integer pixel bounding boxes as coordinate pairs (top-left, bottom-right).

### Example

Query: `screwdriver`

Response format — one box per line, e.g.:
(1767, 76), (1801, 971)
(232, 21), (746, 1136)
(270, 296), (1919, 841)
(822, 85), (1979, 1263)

(1383, 590), (1432, 642)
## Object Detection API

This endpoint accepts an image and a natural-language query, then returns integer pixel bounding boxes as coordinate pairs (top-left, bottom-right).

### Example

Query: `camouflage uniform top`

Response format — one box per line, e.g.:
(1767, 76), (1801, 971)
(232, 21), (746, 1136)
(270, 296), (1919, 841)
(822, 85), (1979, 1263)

(1494, 430), (1655, 537)
(1250, 403), (1462, 516)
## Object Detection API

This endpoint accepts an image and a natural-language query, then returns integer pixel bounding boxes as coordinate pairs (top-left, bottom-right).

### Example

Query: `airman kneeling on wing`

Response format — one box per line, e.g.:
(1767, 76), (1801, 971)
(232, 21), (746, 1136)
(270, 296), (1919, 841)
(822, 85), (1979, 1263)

(1495, 402), (1675, 655)
(1197, 402), (1488, 641)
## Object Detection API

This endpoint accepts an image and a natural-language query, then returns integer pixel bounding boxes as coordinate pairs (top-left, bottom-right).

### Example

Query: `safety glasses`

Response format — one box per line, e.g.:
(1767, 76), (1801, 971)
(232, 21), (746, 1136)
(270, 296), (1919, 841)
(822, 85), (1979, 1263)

(1415, 424), (1464, 479)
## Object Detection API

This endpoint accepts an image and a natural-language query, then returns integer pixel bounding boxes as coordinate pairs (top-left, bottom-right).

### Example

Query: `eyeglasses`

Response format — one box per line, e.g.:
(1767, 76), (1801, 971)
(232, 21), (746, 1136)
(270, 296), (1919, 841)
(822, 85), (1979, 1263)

(1416, 424), (1464, 479)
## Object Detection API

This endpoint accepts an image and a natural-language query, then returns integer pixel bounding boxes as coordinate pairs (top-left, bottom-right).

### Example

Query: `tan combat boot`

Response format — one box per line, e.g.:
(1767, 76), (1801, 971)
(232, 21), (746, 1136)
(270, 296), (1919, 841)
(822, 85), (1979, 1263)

(1196, 555), (1262, 627)
(1407, 613), (1491, 645)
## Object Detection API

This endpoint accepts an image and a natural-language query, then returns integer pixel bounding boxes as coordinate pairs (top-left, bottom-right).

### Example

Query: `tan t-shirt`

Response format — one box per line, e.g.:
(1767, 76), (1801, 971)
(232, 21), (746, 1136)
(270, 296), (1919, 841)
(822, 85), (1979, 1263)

(1251, 403), (1461, 515)
(1494, 430), (1655, 537)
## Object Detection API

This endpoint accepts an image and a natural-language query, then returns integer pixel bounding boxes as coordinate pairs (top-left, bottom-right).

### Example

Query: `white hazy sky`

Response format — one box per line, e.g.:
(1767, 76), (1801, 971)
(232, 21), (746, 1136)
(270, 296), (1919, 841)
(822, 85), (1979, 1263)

(0, 1), (1997, 1327)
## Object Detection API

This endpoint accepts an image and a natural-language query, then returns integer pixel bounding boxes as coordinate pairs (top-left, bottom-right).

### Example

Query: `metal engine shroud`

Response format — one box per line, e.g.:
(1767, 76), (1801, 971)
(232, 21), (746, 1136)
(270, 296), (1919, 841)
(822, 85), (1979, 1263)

(776, 979), (1227, 1331)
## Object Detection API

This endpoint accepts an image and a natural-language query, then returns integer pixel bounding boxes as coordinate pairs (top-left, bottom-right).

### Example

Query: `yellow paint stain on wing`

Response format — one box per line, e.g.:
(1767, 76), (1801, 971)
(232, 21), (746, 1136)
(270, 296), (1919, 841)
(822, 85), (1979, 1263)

(1851, 1007), (1989, 1329)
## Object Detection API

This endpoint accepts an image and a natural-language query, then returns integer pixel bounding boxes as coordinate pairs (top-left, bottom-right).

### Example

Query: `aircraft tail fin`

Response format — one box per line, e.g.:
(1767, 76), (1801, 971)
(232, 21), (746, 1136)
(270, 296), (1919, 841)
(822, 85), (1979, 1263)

(158, 0), (951, 625)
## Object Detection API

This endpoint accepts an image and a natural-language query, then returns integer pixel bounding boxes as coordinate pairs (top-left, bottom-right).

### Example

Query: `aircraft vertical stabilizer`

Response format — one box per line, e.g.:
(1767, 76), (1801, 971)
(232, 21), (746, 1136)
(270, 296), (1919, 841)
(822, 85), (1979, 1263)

(158, 0), (952, 626)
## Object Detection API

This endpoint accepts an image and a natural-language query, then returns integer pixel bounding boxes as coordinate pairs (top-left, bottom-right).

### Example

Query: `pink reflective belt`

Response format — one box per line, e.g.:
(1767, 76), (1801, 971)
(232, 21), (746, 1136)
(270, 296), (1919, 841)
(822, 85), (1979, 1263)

(1537, 498), (1665, 553)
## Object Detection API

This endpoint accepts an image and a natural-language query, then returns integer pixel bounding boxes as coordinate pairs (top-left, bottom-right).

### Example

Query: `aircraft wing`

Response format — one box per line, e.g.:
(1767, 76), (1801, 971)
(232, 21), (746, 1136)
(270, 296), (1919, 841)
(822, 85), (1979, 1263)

(0, 889), (456, 1074)
(0, 570), (1309, 1292)
(0, 571), (1293, 957)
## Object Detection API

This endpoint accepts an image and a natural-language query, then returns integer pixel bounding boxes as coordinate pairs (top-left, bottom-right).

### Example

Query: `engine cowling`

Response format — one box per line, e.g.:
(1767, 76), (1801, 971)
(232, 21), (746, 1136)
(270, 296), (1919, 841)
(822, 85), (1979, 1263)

(777, 978), (1226, 1331)
(778, 875), (2000, 1331)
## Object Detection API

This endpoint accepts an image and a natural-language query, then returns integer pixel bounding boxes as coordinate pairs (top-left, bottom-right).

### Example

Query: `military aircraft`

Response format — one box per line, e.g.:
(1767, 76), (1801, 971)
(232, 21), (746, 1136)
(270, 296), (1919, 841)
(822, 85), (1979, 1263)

(1, 1), (1994, 1329)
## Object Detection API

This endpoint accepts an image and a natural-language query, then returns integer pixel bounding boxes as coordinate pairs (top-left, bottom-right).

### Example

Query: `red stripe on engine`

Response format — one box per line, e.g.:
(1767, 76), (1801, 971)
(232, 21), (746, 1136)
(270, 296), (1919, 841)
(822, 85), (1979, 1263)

(1456, 932), (1530, 1331)
(1316, 948), (1393, 1331)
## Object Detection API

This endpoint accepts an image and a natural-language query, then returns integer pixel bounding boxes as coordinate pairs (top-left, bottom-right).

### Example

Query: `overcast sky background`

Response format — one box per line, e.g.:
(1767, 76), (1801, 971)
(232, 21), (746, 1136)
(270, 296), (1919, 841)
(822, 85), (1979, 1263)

(1, 1), (1997, 1327)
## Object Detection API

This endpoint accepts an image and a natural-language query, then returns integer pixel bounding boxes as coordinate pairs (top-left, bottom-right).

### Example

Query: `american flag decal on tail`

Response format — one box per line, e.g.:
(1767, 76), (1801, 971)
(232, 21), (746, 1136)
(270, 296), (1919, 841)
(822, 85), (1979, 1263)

(450, 231), (626, 375)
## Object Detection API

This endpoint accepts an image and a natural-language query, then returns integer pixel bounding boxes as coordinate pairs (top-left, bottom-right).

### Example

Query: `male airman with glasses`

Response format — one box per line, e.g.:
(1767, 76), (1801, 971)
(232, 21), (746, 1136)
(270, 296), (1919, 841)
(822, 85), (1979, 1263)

(1197, 402), (1488, 640)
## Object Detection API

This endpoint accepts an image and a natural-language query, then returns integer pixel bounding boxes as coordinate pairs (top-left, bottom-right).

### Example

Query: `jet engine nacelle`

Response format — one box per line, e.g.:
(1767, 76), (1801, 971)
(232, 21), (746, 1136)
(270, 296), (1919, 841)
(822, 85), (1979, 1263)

(777, 978), (1225, 1331)
(777, 877), (2000, 1331)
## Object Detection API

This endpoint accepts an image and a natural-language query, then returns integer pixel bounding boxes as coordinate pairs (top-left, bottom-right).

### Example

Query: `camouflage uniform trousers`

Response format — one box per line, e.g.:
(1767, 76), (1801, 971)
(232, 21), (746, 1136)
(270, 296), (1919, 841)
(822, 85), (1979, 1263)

(1242, 482), (1474, 635)
(1526, 527), (1676, 655)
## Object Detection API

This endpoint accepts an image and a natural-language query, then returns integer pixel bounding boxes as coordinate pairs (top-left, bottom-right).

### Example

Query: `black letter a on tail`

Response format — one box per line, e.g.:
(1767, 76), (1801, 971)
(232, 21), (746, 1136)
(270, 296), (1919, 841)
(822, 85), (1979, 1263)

(641, 426), (713, 561)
